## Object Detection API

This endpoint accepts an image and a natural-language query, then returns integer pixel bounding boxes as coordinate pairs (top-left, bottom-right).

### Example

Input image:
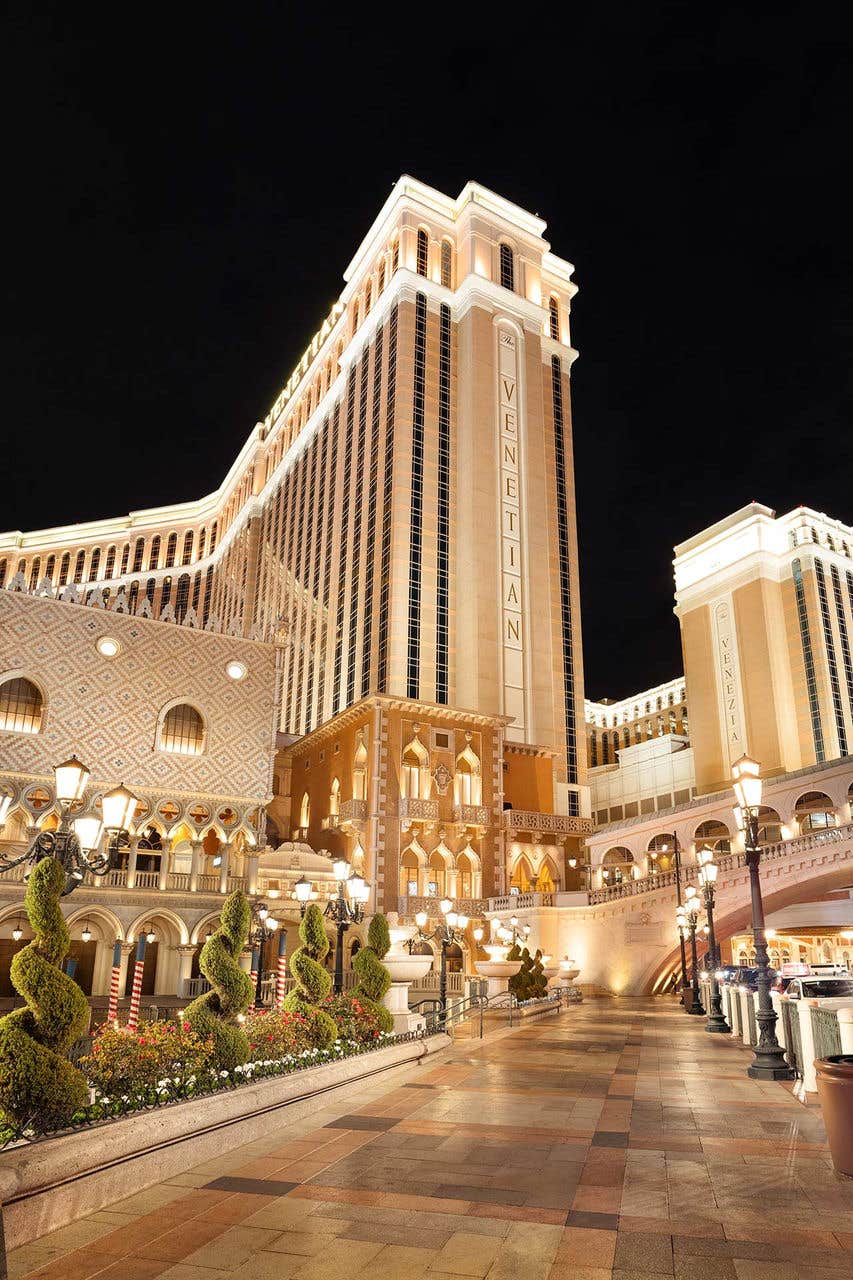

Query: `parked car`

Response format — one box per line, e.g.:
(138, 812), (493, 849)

(716, 965), (779, 990)
(773, 963), (849, 993)
(785, 976), (853, 1000)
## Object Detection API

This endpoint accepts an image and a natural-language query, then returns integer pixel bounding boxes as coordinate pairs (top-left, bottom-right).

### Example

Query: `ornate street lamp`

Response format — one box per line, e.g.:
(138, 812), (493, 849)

(0, 757), (136, 895)
(411, 899), (468, 1013)
(676, 898), (704, 1015)
(293, 875), (313, 917)
(324, 858), (369, 994)
(697, 849), (729, 1033)
(732, 755), (794, 1080)
(248, 900), (279, 1009)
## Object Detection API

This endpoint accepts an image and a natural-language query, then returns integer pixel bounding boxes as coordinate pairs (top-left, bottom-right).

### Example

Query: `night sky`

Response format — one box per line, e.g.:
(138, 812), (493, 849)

(5, 7), (853, 699)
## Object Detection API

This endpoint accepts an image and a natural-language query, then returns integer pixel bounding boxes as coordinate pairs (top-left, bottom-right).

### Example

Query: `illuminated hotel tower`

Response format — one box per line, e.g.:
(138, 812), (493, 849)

(1, 178), (590, 899)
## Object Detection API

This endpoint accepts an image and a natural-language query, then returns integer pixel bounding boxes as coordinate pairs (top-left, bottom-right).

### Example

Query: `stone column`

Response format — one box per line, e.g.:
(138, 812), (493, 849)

(189, 839), (202, 893)
(219, 842), (231, 894)
(158, 838), (171, 891)
(176, 945), (197, 998)
(238, 949), (252, 974)
(247, 853), (259, 895)
(126, 837), (139, 889)
(117, 941), (135, 1002)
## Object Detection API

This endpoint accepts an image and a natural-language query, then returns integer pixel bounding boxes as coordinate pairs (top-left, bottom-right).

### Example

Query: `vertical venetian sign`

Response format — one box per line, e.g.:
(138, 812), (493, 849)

(498, 327), (525, 733)
(713, 600), (746, 764)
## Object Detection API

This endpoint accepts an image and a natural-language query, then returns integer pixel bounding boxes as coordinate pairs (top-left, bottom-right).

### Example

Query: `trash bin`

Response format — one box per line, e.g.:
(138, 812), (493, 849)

(815, 1055), (853, 1177)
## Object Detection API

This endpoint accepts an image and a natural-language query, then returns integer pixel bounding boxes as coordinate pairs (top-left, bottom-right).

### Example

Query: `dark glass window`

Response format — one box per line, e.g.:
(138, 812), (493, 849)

(499, 243), (515, 291)
(416, 228), (429, 278)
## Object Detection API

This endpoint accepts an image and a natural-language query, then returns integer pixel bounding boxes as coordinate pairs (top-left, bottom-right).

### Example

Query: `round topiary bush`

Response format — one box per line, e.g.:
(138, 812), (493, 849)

(283, 903), (338, 1048)
(185, 890), (252, 1070)
(352, 914), (394, 1034)
(0, 856), (90, 1132)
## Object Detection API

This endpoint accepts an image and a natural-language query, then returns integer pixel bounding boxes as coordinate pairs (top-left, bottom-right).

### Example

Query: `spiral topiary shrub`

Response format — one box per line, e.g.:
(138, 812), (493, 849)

(0, 856), (90, 1131)
(283, 903), (338, 1048)
(185, 890), (252, 1070)
(352, 914), (394, 1034)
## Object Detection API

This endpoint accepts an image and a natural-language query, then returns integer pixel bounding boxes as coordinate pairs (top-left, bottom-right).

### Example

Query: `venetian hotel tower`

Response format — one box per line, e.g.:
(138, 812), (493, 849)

(0, 177), (591, 912)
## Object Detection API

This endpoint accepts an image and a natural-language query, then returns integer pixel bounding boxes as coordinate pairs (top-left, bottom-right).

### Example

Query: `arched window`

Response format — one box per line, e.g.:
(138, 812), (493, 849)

(623, 727), (630, 747)
(28, 558), (41, 590)
(457, 851), (475, 897)
(378, 258), (386, 292)
(401, 735), (429, 799)
(120, 544), (130, 575)
(440, 239), (453, 288)
(0, 559), (6, 588)
(58, 552), (70, 586)
(175, 574), (191, 621)
(0, 677), (44, 733)
(104, 546), (116, 578)
(329, 777), (340, 818)
(657, 715), (664, 736)
(198, 527), (206, 560)
(416, 228), (429, 278)
(45, 554), (55, 583)
(165, 533), (177, 568)
(148, 536), (161, 570)
(161, 576), (172, 609)
(391, 238), (399, 274)
(400, 844), (421, 897)
(209, 522), (218, 553)
(299, 792), (310, 829)
(158, 703), (205, 755)
(454, 742), (482, 806)
(499, 243), (515, 291)
(352, 298), (359, 332)
(694, 819), (731, 856)
(353, 737), (368, 800)
(89, 548), (101, 579)
(589, 732), (598, 767)
(428, 848), (447, 897)
(601, 847), (634, 885)
(795, 791), (837, 831)
(73, 550), (86, 583)
(364, 280), (372, 313)
(612, 731), (619, 756)
(549, 295), (560, 340)
(635, 724), (642, 744)
(132, 538), (145, 573)
(669, 710), (677, 733)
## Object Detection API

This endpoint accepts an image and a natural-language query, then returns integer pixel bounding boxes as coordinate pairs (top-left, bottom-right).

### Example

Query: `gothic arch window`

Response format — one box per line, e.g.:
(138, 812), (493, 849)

(165, 532), (178, 568)
(158, 702), (205, 756)
(329, 777), (340, 818)
(454, 743), (482, 806)
(148, 536), (161, 570)
(440, 239), (453, 288)
(353, 737), (368, 800)
(0, 676), (44, 734)
(548, 295), (560, 340)
(499, 243), (515, 291)
(401, 734), (430, 799)
(182, 531), (194, 565)
(299, 792), (310, 829)
(416, 227), (429, 278)
(400, 844), (421, 897)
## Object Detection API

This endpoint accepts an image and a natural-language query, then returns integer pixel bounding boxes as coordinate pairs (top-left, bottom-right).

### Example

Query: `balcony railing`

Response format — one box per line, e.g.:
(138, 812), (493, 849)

(503, 810), (594, 836)
(453, 804), (490, 827)
(398, 798), (439, 822)
(321, 798), (368, 830)
(397, 895), (489, 918)
(0, 862), (249, 898)
(588, 821), (853, 904)
(488, 891), (555, 912)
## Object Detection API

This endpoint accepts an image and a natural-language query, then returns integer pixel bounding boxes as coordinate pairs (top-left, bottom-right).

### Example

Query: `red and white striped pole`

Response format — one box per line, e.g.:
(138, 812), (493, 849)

(108, 940), (122, 1024)
(276, 927), (288, 1008)
(127, 935), (147, 1032)
(249, 945), (260, 1012)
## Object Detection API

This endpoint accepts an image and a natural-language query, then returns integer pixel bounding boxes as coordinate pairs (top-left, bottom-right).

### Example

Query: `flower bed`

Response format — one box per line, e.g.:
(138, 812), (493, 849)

(0, 1010), (399, 1147)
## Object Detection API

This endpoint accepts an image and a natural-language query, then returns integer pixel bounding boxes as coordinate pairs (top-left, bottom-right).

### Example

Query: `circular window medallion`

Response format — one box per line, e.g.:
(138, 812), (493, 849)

(225, 660), (247, 681)
(96, 636), (121, 658)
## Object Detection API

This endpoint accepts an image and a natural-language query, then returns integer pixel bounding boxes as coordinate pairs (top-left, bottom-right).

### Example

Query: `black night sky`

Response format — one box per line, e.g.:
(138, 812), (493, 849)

(4, 6), (853, 699)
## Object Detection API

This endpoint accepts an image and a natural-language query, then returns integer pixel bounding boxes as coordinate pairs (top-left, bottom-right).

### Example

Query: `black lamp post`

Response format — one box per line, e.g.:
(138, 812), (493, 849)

(697, 849), (729, 1033)
(0, 756), (136, 896)
(677, 894), (705, 1015)
(248, 900), (280, 1009)
(324, 857), (369, 994)
(412, 899), (468, 1012)
(732, 755), (794, 1080)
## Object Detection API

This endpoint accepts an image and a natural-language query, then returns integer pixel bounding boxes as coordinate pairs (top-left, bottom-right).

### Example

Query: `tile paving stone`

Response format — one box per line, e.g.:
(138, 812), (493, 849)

(10, 997), (853, 1280)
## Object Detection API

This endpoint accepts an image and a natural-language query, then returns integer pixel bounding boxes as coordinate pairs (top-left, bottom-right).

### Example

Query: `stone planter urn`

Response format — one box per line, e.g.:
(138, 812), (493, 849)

(541, 957), (561, 989)
(382, 920), (433, 1034)
(474, 943), (523, 1000)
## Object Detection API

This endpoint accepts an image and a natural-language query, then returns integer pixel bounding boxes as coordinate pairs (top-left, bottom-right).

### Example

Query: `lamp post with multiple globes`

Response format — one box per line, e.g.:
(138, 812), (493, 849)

(323, 857), (370, 994)
(0, 756), (136, 895)
(696, 848), (729, 1033)
(411, 899), (468, 1013)
(677, 894), (704, 1015)
(731, 755), (794, 1080)
(248, 900), (279, 1009)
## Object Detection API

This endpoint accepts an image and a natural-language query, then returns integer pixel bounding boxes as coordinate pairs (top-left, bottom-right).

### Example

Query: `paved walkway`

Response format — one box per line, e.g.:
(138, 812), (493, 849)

(7, 998), (853, 1280)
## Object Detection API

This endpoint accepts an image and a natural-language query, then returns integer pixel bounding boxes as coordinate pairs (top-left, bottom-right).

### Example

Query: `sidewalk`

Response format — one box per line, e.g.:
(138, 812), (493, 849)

(5, 997), (852, 1280)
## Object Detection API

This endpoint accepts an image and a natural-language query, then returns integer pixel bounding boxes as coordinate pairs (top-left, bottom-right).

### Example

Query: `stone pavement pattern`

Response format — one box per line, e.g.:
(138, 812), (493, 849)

(7, 998), (853, 1280)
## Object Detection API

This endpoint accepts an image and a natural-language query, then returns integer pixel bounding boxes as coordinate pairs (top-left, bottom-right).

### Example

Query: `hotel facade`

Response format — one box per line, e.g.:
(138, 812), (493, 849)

(0, 177), (592, 997)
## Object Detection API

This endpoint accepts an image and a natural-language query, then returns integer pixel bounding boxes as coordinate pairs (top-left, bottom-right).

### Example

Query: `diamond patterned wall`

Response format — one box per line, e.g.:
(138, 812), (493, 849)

(0, 592), (279, 803)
